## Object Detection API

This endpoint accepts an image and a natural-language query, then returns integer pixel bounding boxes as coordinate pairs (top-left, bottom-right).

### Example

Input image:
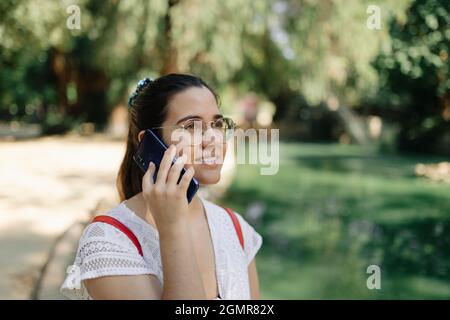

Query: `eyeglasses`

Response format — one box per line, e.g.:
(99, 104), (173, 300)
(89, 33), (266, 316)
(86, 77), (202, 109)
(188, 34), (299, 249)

(151, 117), (237, 141)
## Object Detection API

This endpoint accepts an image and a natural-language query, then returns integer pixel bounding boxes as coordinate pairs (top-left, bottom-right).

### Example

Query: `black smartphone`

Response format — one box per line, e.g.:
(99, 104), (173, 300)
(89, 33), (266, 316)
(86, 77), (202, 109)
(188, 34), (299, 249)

(133, 128), (199, 203)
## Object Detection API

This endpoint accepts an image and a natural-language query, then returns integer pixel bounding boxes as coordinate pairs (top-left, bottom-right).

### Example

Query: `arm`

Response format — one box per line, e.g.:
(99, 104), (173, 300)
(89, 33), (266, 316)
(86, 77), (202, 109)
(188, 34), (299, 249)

(158, 221), (206, 299)
(248, 258), (261, 299)
(84, 274), (162, 300)
(84, 222), (205, 300)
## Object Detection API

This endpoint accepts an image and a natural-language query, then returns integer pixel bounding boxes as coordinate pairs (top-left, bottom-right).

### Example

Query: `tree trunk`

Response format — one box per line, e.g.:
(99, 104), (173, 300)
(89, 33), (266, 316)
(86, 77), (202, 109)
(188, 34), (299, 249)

(160, 0), (180, 75)
(330, 96), (370, 145)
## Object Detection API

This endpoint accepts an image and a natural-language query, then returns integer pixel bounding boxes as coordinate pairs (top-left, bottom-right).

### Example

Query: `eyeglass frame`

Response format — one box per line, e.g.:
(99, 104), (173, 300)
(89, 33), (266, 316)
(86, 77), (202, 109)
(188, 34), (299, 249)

(149, 116), (237, 141)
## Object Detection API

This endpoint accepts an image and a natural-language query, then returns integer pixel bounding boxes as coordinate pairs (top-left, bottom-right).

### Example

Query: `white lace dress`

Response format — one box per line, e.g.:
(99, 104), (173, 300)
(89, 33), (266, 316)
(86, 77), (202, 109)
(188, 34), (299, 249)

(60, 195), (263, 300)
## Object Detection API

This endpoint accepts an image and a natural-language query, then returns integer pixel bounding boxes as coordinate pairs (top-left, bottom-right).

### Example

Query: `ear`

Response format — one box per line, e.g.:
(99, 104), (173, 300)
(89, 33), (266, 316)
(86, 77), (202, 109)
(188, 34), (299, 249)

(138, 130), (145, 143)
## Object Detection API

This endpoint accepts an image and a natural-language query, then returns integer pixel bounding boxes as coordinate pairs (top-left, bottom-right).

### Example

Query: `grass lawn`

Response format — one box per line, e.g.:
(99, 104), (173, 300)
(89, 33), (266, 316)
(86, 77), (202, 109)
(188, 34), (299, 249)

(221, 142), (450, 299)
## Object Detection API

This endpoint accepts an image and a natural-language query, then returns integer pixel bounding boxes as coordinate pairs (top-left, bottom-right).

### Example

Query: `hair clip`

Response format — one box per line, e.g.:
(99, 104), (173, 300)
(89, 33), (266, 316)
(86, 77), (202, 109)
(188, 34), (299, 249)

(128, 77), (154, 107)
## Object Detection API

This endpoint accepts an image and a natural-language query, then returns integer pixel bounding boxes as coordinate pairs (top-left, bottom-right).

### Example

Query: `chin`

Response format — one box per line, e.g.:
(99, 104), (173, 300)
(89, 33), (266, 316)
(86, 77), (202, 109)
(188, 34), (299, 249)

(193, 165), (222, 185)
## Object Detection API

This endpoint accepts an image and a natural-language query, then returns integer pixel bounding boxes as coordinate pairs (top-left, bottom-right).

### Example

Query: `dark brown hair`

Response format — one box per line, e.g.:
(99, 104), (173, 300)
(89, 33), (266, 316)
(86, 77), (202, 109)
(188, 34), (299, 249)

(117, 73), (219, 201)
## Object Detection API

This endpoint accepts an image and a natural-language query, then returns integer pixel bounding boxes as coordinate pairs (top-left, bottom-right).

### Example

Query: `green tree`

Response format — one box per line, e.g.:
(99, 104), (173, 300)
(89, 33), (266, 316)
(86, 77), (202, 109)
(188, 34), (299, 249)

(0, 0), (268, 132)
(373, 0), (450, 154)
(234, 0), (411, 143)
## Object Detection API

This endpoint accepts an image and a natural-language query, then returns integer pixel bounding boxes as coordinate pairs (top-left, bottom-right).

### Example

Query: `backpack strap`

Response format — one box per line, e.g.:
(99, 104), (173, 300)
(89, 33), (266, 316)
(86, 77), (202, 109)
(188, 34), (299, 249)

(91, 215), (143, 257)
(222, 207), (245, 251)
(91, 207), (244, 256)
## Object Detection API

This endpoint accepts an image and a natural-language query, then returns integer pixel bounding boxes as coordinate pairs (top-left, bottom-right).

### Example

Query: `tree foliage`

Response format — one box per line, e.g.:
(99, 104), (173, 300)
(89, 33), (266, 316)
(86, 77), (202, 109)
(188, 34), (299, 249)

(0, 0), (448, 154)
(373, 0), (449, 153)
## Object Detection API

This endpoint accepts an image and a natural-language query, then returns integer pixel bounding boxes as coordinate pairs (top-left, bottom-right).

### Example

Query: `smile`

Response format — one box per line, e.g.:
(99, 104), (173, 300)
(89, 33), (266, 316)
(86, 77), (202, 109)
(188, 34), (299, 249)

(197, 156), (221, 165)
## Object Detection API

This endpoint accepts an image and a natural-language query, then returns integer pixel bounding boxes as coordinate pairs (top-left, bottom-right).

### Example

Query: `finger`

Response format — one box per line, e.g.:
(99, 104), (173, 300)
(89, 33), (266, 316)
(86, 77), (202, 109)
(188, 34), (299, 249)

(178, 144), (192, 165)
(173, 140), (186, 160)
(155, 144), (177, 186)
(167, 153), (187, 186)
(169, 140), (187, 167)
(178, 166), (195, 193)
(142, 161), (156, 192)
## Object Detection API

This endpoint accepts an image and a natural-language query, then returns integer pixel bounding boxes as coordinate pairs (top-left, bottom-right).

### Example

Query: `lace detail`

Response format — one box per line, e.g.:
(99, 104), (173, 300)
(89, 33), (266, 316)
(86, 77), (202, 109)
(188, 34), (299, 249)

(236, 213), (263, 265)
(60, 196), (263, 300)
(60, 221), (158, 300)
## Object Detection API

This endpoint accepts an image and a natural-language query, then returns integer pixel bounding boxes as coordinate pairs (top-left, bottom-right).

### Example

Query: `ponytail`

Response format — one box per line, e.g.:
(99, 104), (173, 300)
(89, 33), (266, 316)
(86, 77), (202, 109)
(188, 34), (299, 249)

(116, 123), (144, 201)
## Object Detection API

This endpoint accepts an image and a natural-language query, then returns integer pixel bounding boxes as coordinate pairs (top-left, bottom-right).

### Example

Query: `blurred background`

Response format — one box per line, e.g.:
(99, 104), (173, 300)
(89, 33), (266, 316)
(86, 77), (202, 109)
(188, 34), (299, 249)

(0, 0), (449, 299)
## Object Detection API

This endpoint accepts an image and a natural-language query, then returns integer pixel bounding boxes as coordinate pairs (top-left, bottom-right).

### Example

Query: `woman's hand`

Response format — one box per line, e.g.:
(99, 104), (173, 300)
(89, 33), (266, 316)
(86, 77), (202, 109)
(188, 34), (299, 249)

(141, 144), (195, 232)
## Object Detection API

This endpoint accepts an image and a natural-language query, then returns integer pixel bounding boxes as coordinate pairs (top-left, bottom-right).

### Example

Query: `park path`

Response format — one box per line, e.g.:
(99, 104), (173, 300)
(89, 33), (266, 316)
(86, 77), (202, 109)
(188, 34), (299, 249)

(0, 134), (125, 299)
(0, 133), (235, 299)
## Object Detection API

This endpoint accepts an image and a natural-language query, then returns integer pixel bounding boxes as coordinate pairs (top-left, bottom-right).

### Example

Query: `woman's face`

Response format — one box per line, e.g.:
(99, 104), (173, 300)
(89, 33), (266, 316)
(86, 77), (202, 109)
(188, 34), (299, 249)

(139, 86), (227, 185)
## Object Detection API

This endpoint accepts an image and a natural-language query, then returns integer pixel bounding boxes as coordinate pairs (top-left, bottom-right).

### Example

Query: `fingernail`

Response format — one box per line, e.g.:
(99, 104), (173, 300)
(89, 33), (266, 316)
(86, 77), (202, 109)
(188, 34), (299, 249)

(175, 153), (187, 165)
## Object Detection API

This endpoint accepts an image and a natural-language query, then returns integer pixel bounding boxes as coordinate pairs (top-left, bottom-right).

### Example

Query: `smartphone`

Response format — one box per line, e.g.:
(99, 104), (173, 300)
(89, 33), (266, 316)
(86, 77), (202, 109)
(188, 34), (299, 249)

(133, 128), (199, 203)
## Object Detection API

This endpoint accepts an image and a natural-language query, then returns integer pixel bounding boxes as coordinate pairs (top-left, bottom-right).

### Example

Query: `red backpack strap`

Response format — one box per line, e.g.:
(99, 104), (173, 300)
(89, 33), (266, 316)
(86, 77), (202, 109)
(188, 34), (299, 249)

(222, 207), (245, 250)
(91, 215), (143, 257)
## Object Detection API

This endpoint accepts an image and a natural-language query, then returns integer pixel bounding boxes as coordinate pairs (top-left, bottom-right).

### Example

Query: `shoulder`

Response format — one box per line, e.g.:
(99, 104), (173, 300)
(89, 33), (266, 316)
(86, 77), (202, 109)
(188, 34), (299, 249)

(79, 204), (142, 254)
(206, 199), (264, 265)
(79, 219), (136, 256)
(60, 204), (159, 299)
(86, 203), (158, 247)
(75, 202), (161, 269)
(233, 210), (264, 265)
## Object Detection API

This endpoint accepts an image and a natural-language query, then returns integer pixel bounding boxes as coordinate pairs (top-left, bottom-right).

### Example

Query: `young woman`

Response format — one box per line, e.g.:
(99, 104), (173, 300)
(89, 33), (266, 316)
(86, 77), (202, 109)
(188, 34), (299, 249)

(60, 73), (263, 300)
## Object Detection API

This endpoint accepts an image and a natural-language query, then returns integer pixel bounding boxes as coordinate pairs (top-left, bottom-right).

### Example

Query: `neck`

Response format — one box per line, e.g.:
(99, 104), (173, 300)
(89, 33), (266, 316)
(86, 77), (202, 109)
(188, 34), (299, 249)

(188, 193), (204, 214)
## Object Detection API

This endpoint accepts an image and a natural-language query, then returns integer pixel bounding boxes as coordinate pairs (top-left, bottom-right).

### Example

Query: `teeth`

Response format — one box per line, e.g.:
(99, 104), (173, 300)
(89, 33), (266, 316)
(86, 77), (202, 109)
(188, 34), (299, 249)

(202, 157), (217, 164)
